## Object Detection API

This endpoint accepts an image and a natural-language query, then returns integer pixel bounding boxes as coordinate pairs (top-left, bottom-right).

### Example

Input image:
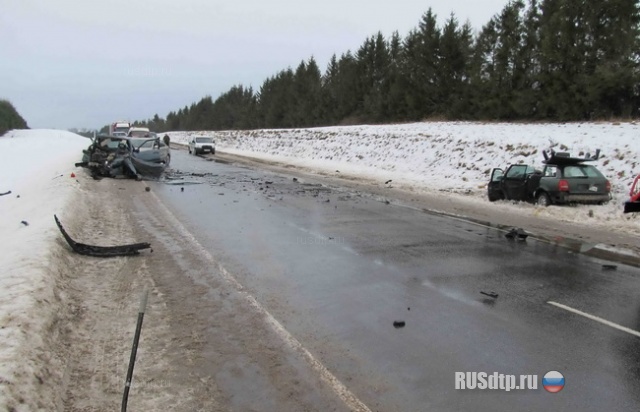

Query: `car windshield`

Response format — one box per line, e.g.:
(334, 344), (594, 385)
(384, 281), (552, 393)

(195, 137), (213, 143)
(97, 138), (126, 150)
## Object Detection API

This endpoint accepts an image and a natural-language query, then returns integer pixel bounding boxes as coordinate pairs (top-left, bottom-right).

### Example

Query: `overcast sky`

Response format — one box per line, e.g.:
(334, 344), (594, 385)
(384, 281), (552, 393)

(1, 0), (509, 130)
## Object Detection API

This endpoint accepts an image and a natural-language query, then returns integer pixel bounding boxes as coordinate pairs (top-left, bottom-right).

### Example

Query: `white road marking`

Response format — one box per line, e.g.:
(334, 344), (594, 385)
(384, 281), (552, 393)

(548, 301), (640, 338)
(148, 190), (373, 412)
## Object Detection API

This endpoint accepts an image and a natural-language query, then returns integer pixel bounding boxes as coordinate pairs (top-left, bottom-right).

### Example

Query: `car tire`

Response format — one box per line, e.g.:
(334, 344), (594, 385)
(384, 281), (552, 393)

(536, 192), (551, 207)
(212, 148), (215, 155)
(188, 147), (191, 154)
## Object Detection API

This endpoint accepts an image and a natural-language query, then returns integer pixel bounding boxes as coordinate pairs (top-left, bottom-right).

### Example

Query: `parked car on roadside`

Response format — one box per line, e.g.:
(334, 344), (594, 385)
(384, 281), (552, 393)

(188, 136), (215, 155)
(488, 150), (611, 206)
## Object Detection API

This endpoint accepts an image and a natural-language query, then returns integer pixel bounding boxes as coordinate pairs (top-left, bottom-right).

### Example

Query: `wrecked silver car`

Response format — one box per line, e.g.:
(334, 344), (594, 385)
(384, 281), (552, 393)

(78, 134), (170, 179)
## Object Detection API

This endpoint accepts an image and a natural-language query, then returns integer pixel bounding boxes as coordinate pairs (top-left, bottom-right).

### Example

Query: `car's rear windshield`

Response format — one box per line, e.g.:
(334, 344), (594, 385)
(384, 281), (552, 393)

(564, 165), (605, 178)
(196, 137), (213, 143)
(130, 130), (152, 137)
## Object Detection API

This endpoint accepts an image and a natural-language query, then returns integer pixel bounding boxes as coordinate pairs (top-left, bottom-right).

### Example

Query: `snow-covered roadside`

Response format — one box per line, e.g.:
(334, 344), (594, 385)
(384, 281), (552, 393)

(165, 121), (640, 238)
(0, 130), (88, 410)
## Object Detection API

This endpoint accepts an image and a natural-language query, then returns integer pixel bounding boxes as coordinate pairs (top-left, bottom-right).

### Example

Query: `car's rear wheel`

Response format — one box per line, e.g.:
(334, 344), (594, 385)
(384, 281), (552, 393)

(536, 192), (551, 207)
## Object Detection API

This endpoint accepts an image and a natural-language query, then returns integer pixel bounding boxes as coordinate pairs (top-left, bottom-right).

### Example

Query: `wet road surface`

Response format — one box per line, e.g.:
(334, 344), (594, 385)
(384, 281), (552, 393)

(150, 149), (640, 412)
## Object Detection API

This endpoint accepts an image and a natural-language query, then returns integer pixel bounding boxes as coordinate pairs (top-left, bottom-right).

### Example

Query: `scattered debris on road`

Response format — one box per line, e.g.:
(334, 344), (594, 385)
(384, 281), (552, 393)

(480, 291), (499, 299)
(21, 220), (29, 226)
(393, 321), (406, 328)
(505, 228), (528, 240)
(602, 264), (618, 271)
(54, 215), (151, 257)
(0, 190), (11, 196)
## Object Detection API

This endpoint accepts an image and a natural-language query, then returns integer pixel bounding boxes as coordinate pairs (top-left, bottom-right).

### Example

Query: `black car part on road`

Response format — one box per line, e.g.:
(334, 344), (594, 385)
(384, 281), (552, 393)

(55, 215), (151, 257)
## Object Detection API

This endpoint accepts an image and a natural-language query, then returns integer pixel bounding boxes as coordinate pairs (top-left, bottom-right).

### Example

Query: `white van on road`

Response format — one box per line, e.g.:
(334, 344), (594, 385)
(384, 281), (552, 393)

(188, 136), (215, 155)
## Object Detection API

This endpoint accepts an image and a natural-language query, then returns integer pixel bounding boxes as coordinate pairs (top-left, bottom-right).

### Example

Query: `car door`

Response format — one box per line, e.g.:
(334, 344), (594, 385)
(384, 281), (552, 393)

(488, 168), (504, 200)
(501, 165), (531, 200)
(133, 138), (164, 163)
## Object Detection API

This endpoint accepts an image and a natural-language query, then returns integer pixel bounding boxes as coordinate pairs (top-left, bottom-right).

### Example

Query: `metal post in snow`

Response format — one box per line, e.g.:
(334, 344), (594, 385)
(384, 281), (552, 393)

(121, 289), (149, 412)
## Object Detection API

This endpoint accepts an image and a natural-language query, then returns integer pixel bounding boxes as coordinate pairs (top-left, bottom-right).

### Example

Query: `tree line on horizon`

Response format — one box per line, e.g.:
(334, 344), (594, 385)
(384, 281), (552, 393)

(126, 0), (640, 133)
(0, 100), (28, 136)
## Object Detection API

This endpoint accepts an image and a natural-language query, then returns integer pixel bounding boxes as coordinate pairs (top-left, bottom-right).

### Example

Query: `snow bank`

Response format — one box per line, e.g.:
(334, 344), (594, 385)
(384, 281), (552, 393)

(0, 130), (88, 410)
(165, 121), (640, 236)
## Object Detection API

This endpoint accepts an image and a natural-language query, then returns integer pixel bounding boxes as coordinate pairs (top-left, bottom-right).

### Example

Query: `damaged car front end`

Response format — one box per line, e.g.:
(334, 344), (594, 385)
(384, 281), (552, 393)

(78, 135), (170, 179)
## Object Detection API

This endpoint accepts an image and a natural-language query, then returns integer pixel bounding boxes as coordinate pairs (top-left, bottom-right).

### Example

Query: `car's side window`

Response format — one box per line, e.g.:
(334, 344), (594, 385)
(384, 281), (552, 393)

(506, 165), (527, 179)
(544, 166), (557, 177)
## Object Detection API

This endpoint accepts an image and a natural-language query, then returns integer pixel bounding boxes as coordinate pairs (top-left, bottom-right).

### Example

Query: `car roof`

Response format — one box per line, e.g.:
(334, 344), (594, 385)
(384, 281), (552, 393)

(542, 151), (598, 166)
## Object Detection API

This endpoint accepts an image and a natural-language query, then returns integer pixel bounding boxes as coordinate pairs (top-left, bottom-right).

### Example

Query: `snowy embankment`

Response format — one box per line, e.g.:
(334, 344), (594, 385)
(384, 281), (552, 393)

(0, 130), (88, 409)
(166, 121), (640, 236)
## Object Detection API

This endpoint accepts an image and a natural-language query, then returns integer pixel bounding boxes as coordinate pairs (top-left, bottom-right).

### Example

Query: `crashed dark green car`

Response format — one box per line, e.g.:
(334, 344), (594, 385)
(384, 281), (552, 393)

(78, 134), (170, 179)
(488, 150), (611, 206)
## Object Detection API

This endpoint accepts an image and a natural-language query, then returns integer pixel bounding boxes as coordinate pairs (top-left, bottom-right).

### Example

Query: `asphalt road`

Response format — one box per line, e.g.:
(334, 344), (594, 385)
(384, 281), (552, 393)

(150, 148), (640, 412)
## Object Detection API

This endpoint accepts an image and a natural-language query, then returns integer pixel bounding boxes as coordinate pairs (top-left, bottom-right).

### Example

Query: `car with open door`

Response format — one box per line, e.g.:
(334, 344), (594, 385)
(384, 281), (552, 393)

(488, 150), (611, 206)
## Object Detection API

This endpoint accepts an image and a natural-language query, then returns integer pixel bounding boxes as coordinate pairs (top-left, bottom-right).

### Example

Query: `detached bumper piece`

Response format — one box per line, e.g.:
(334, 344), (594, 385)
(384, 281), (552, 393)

(54, 215), (151, 257)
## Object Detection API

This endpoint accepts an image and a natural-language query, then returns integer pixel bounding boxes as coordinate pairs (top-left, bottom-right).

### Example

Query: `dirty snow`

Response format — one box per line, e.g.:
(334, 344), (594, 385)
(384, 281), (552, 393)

(0, 129), (88, 409)
(166, 121), (640, 237)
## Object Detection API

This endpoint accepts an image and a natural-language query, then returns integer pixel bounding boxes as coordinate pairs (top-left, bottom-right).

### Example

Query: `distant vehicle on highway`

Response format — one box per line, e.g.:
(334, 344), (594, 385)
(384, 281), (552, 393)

(109, 121), (131, 135)
(127, 127), (152, 137)
(188, 136), (215, 155)
(488, 150), (611, 206)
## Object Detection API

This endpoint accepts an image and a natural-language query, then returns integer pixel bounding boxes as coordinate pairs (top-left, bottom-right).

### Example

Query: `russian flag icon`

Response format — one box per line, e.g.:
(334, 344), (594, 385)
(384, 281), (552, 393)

(543, 371), (565, 393)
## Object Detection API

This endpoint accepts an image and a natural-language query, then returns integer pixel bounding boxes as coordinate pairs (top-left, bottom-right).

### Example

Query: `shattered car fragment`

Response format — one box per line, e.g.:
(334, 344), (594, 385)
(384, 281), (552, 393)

(55, 215), (151, 257)
(78, 134), (170, 179)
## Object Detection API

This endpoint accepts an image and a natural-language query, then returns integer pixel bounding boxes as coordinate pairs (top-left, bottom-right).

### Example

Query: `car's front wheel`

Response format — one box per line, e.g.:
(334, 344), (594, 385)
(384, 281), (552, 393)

(536, 192), (551, 207)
